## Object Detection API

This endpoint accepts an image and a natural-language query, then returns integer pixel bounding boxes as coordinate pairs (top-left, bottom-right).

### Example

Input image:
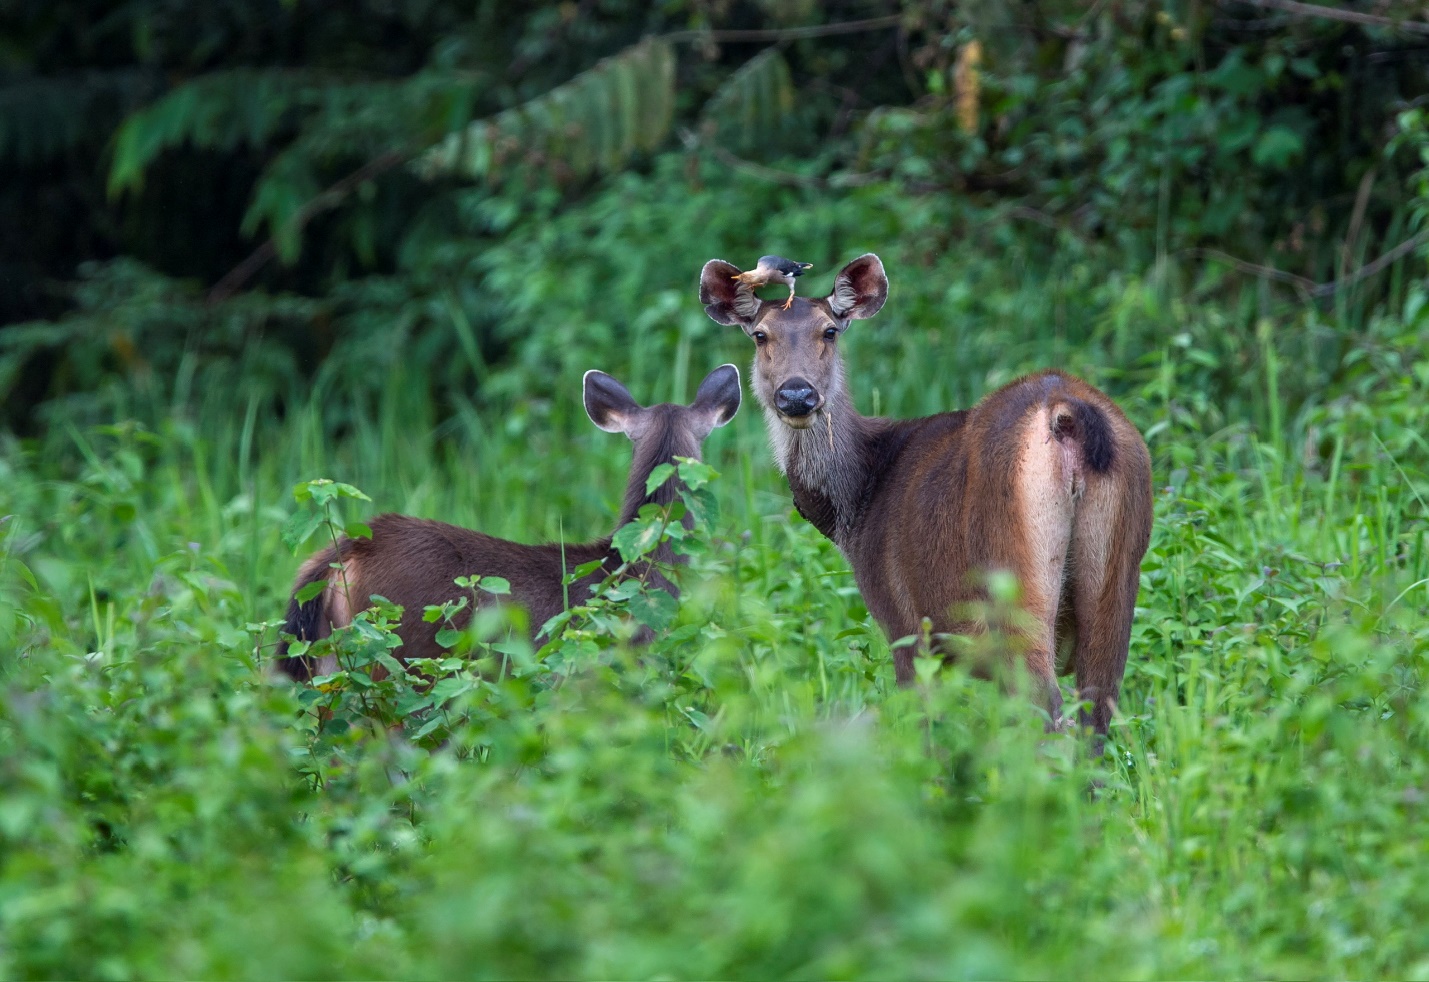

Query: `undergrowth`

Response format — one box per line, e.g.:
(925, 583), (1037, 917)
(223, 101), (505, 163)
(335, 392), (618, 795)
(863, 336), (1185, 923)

(2, 266), (1428, 979)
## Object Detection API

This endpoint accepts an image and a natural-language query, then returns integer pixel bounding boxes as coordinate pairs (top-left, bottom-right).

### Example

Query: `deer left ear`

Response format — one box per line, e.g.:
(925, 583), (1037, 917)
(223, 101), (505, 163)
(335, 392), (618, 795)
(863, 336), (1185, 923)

(583, 370), (644, 435)
(699, 259), (762, 327)
(828, 253), (888, 321)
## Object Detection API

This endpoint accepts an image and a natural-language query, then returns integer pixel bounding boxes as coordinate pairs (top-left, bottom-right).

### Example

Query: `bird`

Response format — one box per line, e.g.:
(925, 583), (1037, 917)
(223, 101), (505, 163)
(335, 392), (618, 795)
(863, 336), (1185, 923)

(731, 255), (815, 310)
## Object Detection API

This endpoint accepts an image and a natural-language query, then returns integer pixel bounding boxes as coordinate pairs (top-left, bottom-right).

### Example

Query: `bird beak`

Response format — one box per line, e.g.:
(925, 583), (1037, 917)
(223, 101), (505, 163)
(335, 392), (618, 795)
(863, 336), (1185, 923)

(800, 263), (814, 270)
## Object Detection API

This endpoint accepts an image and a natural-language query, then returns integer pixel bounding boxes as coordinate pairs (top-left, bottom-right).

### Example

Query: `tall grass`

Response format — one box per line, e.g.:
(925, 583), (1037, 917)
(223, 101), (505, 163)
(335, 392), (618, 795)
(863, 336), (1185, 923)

(2, 240), (1428, 977)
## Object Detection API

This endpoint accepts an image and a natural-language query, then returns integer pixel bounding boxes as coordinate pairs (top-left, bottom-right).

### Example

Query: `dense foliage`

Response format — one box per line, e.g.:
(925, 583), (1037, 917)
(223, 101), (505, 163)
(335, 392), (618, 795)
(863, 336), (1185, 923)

(3, 0), (1429, 978)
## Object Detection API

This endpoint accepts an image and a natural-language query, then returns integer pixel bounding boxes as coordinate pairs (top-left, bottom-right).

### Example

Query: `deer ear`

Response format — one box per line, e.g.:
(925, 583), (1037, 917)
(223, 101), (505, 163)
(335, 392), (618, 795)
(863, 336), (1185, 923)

(583, 370), (644, 435)
(827, 253), (888, 320)
(690, 363), (741, 429)
(699, 259), (762, 326)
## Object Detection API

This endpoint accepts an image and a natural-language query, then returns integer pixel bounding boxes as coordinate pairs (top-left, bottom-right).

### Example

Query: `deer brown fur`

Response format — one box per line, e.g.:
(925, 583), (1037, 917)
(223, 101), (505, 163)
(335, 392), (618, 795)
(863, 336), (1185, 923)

(700, 254), (1152, 739)
(274, 364), (741, 680)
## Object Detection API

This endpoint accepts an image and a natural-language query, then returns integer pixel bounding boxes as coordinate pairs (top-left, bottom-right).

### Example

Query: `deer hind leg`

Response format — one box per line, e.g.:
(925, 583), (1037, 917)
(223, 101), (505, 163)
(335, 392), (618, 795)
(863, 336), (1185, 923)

(1067, 475), (1139, 747)
(1015, 408), (1078, 728)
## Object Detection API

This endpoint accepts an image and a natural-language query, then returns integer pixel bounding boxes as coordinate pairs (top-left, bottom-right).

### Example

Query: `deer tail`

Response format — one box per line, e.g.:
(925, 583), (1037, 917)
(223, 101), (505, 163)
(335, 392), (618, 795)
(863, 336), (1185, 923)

(1050, 397), (1115, 475)
(274, 545), (342, 680)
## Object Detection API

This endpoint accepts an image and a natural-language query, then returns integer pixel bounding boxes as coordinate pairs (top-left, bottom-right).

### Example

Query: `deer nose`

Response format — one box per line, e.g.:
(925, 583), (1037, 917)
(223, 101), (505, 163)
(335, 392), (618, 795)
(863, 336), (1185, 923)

(774, 379), (819, 417)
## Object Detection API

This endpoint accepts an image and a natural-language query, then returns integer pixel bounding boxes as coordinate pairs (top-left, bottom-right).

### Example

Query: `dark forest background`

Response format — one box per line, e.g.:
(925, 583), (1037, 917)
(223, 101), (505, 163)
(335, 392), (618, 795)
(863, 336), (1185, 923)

(6, 0), (1429, 435)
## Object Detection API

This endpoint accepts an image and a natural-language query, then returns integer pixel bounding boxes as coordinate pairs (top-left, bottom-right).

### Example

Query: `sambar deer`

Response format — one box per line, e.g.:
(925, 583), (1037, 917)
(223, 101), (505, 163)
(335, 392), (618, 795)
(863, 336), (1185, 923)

(700, 254), (1152, 740)
(275, 364), (741, 680)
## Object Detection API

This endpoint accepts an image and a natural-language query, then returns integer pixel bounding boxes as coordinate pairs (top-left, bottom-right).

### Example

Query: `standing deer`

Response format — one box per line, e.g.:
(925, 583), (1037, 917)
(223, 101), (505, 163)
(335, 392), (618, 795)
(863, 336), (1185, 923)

(700, 254), (1152, 739)
(275, 364), (741, 680)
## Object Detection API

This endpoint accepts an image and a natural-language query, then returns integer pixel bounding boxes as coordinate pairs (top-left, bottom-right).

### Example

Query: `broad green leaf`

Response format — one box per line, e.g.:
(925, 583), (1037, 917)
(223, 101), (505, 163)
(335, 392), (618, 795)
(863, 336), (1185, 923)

(611, 517), (664, 563)
(628, 589), (677, 632)
(430, 676), (475, 703)
(280, 508), (326, 552)
(644, 463), (676, 495)
(675, 457), (718, 491)
(478, 576), (511, 596)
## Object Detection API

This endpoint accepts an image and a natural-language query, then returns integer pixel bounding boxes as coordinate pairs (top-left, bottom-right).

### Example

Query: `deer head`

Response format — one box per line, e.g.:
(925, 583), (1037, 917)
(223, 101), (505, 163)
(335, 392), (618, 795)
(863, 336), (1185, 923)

(699, 253), (887, 431)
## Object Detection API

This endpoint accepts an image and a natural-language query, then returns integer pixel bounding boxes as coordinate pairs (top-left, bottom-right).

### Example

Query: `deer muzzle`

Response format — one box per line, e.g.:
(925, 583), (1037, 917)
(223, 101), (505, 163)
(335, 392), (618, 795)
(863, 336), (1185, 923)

(774, 378), (821, 422)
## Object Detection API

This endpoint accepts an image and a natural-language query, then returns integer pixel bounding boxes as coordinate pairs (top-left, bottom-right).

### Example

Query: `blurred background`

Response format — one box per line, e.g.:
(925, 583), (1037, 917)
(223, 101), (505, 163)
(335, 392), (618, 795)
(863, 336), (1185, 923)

(3, 0), (1429, 594)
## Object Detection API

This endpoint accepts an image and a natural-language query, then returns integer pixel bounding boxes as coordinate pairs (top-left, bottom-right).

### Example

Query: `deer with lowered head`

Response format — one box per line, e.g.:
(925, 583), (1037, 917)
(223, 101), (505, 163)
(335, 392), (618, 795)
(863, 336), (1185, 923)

(275, 364), (742, 680)
(700, 254), (1152, 740)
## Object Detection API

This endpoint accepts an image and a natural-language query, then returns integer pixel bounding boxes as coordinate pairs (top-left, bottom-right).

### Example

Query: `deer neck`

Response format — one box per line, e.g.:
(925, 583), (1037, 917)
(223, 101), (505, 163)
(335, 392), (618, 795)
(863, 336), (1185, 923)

(766, 380), (871, 544)
(611, 426), (698, 566)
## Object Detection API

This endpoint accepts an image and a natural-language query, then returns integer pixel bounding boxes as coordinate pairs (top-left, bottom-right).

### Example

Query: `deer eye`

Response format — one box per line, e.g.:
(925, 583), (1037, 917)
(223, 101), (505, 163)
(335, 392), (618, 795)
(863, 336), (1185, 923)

(752, 331), (768, 345)
(823, 327), (838, 340)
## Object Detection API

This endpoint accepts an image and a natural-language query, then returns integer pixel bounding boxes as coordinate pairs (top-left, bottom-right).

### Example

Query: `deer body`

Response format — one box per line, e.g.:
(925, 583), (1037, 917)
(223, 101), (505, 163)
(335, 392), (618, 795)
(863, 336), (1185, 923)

(275, 365), (741, 679)
(701, 255), (1152, 738)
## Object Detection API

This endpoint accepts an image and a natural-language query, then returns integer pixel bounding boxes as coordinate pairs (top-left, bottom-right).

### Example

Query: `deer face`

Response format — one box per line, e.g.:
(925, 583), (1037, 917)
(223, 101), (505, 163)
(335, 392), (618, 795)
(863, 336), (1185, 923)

(583, 363), (742, 449)
(700, 254), (887, 431)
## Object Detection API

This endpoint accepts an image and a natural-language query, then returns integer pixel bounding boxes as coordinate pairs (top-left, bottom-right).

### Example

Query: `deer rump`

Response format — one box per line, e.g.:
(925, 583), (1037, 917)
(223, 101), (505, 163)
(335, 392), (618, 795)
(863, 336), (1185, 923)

(826, 371), (1148, 697)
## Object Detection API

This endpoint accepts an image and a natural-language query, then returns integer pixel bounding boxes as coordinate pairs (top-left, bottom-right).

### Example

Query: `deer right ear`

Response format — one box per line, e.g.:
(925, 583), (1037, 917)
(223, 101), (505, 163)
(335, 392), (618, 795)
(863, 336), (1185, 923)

(690, 363), (742, 429)
(828, 253), (888, 321)
(583, 370), (643, 435)
(699, 259), (762, 326)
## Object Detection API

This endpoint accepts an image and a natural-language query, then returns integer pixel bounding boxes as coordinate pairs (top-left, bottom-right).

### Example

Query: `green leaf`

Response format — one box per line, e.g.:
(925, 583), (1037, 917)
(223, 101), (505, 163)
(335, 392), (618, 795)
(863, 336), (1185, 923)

(331, 482), (371, 501)
(430, 676), (476, 703)
(644, 463), (676, 495)
(675, 457), (718, 491)
(395, 689), (435, 716)
(478, 576), (511, 596)
(435, 628), (465, 649)
(611, 517), (665, 563)
(294, 580), (327, 604)
(412, 715), (450, 740)
(1251, 127), (1304, 170)
(914, 654), (942, 684)
(604, 578), (644, 602)
(281, 508), (326, 552)
(345, 521), (373, 540)
(377, 651), (408, 677)
(628, 589), (678, 632)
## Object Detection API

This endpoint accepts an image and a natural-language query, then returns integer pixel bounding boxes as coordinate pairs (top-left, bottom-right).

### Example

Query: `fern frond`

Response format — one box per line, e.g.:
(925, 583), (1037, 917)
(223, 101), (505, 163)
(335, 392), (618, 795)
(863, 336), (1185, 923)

(107, 69), (330, 196)
(698, 47), (794, 151)
(417, 38), (675, 182)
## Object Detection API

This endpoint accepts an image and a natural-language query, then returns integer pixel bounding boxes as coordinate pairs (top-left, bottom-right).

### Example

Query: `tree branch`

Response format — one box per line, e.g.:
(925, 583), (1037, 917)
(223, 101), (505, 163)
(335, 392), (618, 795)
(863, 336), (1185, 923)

(1184, 229), (1429, 300)
(207, 149), (408, 304)
(1221, 0), (1429, 35)
(1312, 228), (1429, 298)
(1182, 248), (1319, 293)
(662, 15), (903, 44)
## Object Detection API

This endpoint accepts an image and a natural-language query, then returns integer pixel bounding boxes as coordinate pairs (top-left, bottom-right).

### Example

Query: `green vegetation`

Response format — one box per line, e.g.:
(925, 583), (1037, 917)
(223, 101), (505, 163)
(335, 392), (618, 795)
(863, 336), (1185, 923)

(4, 1), (1429, 978)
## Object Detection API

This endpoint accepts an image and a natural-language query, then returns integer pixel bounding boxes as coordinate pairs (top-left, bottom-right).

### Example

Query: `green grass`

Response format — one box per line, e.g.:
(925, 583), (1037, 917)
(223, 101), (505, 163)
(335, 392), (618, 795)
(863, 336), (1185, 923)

(2, 251), (1428, 978)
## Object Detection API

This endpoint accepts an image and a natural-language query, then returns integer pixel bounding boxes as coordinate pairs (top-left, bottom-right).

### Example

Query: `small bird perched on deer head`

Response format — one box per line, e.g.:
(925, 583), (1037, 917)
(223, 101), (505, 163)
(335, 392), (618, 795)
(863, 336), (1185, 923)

(731, 255), (815, 310)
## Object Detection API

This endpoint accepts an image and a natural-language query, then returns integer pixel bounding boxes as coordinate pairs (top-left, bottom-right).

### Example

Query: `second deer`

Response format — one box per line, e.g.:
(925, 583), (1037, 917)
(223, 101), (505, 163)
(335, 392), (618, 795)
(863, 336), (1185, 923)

(700, 255), (1152, 740)
(275, 364), (741, 679)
